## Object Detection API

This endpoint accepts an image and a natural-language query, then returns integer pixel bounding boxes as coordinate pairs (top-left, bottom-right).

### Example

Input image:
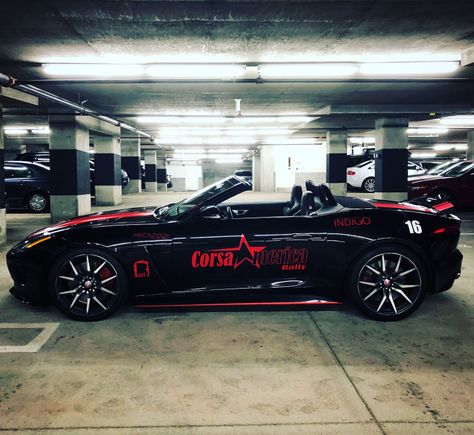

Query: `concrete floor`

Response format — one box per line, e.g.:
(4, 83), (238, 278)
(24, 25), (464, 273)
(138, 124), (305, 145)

(0, 192), (473, 434)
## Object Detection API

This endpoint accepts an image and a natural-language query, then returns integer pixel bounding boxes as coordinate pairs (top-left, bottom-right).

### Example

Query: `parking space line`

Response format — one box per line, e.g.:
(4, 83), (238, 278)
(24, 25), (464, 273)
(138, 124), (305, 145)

(0, 323), (60, 353)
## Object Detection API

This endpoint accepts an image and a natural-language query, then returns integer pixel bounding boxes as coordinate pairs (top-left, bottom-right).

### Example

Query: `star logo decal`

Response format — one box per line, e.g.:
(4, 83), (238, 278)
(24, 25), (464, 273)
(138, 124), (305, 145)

(211, 234), (266, 269)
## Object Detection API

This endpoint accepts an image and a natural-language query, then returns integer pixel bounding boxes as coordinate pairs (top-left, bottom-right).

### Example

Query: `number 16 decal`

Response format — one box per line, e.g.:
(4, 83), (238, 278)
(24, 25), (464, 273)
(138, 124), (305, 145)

(405, 220), (422, 234)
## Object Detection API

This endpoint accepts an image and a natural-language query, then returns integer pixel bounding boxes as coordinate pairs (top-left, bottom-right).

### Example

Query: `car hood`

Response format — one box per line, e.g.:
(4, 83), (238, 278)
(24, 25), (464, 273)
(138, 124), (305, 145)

(408, 175), (448, 185)
(30, 207), (157, 237)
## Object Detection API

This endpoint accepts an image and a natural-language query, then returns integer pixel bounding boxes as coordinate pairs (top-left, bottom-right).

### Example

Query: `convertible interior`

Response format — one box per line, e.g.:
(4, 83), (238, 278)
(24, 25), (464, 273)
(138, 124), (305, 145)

(219, 180), (359, 219)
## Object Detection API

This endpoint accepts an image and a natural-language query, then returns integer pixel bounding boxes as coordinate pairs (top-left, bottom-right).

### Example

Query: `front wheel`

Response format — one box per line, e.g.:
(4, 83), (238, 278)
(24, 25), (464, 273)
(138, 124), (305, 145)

(362, 177), (376, 193)
(348, 246), (427, 321)
(26, 191), (49, 212)
(49, 248), (128, 321)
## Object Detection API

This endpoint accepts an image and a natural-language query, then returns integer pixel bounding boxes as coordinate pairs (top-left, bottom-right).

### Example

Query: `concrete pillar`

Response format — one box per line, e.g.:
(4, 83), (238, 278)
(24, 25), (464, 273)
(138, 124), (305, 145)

(374, 118), (409, 202)
(260, 146), (276, 192)
(252, 153), (261, 191)
(144, 150), (157, 192)
(156, 151), (167, 192)
(94, 135), (122, 206)
(0, 103), (6, 243)
(121, 137), (141, 194)
(49, 116), (91, 222)
(468, 131), (474, 160)
(326, 131), (348, 196)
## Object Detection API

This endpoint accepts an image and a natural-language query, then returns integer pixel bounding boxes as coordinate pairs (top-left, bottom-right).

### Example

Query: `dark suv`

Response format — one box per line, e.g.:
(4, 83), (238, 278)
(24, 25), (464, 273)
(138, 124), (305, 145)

(4, 161), (51, 212)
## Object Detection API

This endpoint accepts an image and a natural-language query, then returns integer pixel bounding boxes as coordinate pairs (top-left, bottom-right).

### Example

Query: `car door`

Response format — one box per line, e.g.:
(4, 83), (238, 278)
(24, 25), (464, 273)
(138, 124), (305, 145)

(172, 213), (329, 295)
(4, 164), (28, 208)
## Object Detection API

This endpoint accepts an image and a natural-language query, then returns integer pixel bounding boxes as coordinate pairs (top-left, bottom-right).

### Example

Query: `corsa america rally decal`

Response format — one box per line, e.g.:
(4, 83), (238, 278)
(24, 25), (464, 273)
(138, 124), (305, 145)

(191, 234), (308, 271)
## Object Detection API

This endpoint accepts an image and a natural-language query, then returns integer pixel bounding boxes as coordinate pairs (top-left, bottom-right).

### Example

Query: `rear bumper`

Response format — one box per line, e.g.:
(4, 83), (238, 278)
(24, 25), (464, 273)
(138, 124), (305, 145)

(433, 249), (462, 294)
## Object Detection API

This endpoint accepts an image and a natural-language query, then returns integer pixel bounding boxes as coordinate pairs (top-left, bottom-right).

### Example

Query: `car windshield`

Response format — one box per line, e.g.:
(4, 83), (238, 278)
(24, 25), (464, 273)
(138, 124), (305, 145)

(426, 160), (460, 175)
(158, 176), (242, 220)
(442, 161), (474, 177)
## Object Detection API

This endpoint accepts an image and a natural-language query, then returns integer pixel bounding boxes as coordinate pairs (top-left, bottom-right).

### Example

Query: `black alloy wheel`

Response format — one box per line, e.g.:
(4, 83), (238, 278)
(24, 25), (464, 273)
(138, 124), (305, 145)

(349, 246), (427, 320)
(49, 248), (128, 321)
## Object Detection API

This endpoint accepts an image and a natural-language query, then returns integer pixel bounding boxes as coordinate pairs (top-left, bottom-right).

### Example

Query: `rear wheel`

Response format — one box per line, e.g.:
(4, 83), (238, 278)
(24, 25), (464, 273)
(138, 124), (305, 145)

(362, 177), (376, 193)
(26, 191), (49, 212)
(49, 248), (128, 321)
(348, 246), (427, 321)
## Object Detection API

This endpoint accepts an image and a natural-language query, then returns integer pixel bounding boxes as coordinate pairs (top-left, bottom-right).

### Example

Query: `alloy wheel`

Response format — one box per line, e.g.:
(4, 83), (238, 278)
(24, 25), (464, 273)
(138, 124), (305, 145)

(363, 178), (376, 193)
(55, 253), (120, 317)
(28, 193), (47, 212)
(357, 252), (422, 316)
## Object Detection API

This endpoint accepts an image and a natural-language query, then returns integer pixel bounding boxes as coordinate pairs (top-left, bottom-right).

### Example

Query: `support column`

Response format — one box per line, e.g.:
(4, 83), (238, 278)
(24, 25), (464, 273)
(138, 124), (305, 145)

(467, 131), (474, 160)
(49, 116), (91, 222)
(0, 103), (6, 243)
(260, 146), (276, 192)
(121, 137), (141, 194)
(326, 131), (348, 196)
(252, 152), (261, 191)
(374, 118), (409, 202)
(144, 150), (157, 192)
(156, 151), (167, 191)
(94, 135), (122, 206)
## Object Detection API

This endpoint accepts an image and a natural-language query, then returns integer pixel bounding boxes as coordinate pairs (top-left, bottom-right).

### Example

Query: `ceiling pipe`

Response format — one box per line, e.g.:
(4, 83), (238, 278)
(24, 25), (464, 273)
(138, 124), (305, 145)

(1, 73), (160, 146)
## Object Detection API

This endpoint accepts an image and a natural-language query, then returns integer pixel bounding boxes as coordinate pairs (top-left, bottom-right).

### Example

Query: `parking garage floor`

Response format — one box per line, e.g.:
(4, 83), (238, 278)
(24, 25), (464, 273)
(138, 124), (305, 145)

(0, 192), (473, 435)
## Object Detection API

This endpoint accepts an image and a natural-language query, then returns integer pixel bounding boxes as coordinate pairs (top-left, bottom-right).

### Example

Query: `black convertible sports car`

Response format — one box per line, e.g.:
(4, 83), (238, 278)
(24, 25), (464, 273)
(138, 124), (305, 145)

(7, 175), (462, 321)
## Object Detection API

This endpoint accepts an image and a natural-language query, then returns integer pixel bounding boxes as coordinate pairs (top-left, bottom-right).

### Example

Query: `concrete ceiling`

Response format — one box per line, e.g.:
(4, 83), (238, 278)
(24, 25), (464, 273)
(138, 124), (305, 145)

(1, 0), (474, 157)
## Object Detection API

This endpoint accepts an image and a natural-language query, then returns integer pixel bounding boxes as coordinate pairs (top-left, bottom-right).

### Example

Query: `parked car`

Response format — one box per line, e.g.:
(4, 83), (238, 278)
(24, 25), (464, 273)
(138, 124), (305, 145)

(347, 148), (375, 168)
(15, 152), (129, 189)
(347, 160), (425, 193)
(4, 161), (50, 212)
(7, 176), (462, 321)
(408, 160), (474, 208)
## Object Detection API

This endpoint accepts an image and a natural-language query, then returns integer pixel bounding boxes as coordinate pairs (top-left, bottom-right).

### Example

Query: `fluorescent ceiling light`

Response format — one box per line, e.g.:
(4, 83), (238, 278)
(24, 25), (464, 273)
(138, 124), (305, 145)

(440, 115), (474, 126)
(455, 144), (468, 151)
(259, 63), (358, 79)
(137, 116), (225, 124)
(433, 144), (454, 151)
(233, 116), (315, 124)
(264, 137), (316, 146)
(175, 148), (206, 154)
(158, 127), (291, 138)
(4, 128), (28, 135)
(411, 152), (437, 159)
(215, 158), (243, 164)
(145, 64), (246, 79)
(31, 127), (50, 134)
(359, 61), (459, 76)
(208, 148), (249, 153)
(407, 127), (448, 136)
(43, 63), (144, 77)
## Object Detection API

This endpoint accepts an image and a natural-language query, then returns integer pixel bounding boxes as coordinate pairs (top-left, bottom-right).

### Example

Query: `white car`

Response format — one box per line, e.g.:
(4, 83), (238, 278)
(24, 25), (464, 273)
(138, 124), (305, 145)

(347, 160), (425, 193)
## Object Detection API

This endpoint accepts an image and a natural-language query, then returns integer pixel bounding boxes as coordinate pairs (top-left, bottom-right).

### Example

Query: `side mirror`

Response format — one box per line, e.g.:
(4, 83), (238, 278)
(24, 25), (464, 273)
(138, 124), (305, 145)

(200, 205), (221, 220)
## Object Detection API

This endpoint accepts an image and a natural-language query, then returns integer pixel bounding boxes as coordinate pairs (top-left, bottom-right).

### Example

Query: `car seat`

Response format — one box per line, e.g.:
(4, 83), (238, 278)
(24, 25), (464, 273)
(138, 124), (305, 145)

(283, 185), (302, 215)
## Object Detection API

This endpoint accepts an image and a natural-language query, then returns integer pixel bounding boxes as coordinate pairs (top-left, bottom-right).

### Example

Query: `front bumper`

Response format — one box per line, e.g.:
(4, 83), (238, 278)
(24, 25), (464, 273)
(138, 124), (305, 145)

(7, 250), (48, 305)
(432, 249), (463, 294)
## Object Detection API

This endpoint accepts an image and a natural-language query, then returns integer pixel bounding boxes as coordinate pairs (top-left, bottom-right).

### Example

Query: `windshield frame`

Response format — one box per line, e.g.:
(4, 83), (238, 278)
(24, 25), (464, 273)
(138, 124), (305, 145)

(156, 175), (251, 221)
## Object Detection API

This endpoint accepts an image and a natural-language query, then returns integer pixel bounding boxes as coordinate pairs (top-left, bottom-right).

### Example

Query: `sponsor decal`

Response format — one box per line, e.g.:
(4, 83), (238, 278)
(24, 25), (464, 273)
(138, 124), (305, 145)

(191, 234), (308, 271)
(333, 216), (371, 227)
(133, 232), (171, 240)
(133, 260), (151, 278)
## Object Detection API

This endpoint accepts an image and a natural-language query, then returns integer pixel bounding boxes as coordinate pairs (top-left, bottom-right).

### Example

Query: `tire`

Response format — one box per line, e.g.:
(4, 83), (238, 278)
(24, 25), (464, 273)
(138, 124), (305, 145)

(362, 177), (376, 193)
(26, 191), (49, 213)
(348, 245), (427, 321)
(48, 247), (128, 321)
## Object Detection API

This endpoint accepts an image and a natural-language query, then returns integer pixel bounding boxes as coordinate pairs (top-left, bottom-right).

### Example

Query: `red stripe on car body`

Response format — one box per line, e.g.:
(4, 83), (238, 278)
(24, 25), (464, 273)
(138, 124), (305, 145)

(135, 300), (342, 309)
(372, 201), (435, 213)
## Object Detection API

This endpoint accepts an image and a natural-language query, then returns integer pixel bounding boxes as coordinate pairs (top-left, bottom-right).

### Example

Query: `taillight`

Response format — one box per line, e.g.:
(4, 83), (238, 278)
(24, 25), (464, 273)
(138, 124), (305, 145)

(347, 170), (355, 175)
(432, 224), (460, 235)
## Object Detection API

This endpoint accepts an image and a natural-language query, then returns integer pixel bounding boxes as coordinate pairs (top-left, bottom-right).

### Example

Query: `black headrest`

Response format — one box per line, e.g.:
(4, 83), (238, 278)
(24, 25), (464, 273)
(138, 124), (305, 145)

(290, 185), (302, 205)
(305, 180), (338, 208)
(301, 191), (317, 215)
